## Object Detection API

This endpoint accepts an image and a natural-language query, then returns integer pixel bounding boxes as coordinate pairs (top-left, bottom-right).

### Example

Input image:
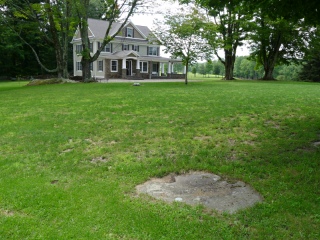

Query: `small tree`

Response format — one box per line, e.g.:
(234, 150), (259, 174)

(205, 60), (213, 77)
(191, 66), (197, 77)
(198, 63), (206, 76)
(154, 9), (210, 84)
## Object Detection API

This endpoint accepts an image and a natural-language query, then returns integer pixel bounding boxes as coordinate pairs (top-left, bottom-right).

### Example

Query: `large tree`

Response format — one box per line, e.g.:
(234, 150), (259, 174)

(248, 12), (311, 80)
(1, 0), (73, 78)
(299, 27), (320, 82)
(179, 0), (250, 80)
(154, 9), (210, 84)
(0, 3), (53, 77)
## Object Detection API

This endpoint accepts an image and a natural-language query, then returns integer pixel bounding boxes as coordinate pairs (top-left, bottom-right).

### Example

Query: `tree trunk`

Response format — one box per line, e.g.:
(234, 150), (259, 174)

(79, 20), (92, 82)
(185, 61), (188, 85)
(260, 32), (282, 80)
(224, 50), (235, 80)
(45, 0), (70, 79)
(262, 63), (276, 80)
(81, 58), (91, 81)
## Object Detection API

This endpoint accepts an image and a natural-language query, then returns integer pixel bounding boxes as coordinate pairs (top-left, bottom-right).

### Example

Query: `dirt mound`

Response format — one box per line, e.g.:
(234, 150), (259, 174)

(136, 171), (263, 214)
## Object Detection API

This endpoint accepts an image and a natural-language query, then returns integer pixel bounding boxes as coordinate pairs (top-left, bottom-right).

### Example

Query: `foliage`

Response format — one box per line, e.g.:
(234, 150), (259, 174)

(244, 0), (320, 25)
(299, 27), (320, 82)
(191, 66), (197, 76)
(193, 56), (301, 81)
(248, 10), (311, 80)
(180, 0), (250, 80)
(154, 8), (210, 84)
(1, 0), (74, 78)
(0, 80), (320, 238)
(0, 0), (57, 77)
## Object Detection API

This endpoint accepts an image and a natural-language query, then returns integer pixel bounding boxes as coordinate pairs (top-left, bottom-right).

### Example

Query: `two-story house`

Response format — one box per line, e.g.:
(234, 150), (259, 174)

(71, 18), (184, 80)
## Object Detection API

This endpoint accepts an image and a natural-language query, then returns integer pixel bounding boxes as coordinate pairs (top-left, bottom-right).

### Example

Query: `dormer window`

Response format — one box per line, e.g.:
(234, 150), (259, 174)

(126, 27), (133, 38)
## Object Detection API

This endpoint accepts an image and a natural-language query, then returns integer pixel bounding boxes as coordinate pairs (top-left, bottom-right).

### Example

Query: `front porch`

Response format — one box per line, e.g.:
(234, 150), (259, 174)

(104, 51), (185, 80)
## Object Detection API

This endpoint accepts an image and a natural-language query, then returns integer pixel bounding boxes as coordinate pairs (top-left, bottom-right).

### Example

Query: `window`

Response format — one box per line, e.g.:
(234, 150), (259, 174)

(105, 43), (111, 52)
(90, 43), (93, 53)
(139, 61), (148, 73)
(122, 44), (129, 50)
(152, 63), (158, 74)
(98, 60), (103, 71)
(148, 47), (158, 56)
(76, 45), (82, 54)
(132, 45), (139, 52)
(90, 62), (93, 71)
(76, 62), (82, 71)
(99, 42), (112, 52)
(111, 60), (118, 72)
(126, 27), (133, 38)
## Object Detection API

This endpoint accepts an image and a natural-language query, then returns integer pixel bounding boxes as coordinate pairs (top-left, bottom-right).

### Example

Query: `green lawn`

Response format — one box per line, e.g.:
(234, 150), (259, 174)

(0, 79), (319, 239)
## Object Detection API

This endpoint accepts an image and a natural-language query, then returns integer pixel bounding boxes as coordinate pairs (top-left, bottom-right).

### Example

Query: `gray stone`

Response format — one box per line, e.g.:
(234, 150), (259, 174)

(136, 171), (263, 214)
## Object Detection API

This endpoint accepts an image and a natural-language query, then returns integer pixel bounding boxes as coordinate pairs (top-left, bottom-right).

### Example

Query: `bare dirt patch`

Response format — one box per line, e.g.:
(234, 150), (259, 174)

(313, 141), (320, 147)
(0, 209), (14, 217)
(136, 171), (263, 214)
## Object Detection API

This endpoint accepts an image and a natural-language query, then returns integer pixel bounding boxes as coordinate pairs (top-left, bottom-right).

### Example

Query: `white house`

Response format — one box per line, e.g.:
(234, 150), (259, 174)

(71, 18), (184, 80)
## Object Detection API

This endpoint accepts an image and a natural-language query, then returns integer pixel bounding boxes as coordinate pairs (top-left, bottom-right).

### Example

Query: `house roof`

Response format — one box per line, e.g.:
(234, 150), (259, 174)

(103, 50), (182, 62)
(86, 18), (151, 40)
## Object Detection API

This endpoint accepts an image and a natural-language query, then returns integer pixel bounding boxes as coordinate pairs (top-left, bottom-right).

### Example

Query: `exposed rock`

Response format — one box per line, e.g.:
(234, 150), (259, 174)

(136, 171), (263, 214)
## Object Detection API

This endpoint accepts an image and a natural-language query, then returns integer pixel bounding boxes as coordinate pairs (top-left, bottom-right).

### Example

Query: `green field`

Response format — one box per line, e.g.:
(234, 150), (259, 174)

(0, 79), (319, 239)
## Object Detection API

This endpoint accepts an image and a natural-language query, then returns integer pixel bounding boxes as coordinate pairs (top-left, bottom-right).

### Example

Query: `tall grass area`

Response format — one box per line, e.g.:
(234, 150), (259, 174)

(0, 80), (319, 239)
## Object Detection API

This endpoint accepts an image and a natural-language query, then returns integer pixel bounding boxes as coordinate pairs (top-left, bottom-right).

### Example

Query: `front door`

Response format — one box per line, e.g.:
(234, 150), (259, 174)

(126, 60), (132, 76)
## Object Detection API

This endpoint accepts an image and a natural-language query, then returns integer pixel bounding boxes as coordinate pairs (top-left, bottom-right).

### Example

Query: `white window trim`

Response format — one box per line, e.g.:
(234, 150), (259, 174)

(100, 42), (111, 53)
(140, 61), (148, 73)
(98, 60), (103, 72)
(76, 44), (82, 55)
(76, 62), (82, 71)
(132, 45), (139, 52)
(148, 47), (158, 56)
(126, 27), (133, 38)
(111, 60), (118, 72)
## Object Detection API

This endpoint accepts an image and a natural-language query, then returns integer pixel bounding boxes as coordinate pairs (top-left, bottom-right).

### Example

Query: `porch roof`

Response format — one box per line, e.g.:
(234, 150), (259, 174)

(103, 51), (182, 63)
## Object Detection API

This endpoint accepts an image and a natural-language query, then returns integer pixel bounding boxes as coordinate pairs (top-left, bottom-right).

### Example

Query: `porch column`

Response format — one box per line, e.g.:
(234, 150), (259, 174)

(167, 62), (172, 79)
(161, 63), (165, 76)
(122, 58), (127, 79)
(149, 61), (152, 79)
(183, 66), (187, 74)
(171, 63), (174, 73)
(136, 58), (141, 77)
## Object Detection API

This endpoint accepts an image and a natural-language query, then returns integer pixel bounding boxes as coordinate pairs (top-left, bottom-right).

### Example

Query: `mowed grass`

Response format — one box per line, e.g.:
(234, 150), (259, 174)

(0, 79), (319, 239)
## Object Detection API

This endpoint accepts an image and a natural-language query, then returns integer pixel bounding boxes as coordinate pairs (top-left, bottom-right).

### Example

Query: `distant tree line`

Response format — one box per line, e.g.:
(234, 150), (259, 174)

(190, 57), (303, 81)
